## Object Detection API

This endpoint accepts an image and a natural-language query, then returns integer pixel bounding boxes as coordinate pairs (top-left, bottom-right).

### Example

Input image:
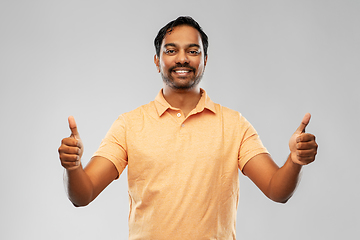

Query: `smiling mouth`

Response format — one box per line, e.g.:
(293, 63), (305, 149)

(169, 64), (196, 77)
(174, 70), (190, 74)
(172, 70), (193, 78)
(171, 67), (195, 74)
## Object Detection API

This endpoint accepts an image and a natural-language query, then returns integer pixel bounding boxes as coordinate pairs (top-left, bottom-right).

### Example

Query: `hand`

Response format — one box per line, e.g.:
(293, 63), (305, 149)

(289, 113), (318, 165)
(58, 116), (84, 170)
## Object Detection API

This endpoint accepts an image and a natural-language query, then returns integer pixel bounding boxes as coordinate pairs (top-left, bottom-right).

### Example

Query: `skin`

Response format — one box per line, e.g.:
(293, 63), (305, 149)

(154, 25), (208, 117)
(58, 116), (117, 206)
(58, 25), (318, 207)
(243, 113), (317, 203)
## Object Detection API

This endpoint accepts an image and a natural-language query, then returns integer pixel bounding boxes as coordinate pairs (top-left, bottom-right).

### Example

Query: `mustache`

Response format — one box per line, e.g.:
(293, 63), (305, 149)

(169, 63), (196, 72)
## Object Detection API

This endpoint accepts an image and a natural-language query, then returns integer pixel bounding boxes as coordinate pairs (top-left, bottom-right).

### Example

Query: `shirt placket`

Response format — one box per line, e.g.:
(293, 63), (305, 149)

(167, 107), (203, 128)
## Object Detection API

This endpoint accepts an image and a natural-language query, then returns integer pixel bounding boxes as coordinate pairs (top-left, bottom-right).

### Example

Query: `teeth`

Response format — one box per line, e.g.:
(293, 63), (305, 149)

(175, 70), (189, 73)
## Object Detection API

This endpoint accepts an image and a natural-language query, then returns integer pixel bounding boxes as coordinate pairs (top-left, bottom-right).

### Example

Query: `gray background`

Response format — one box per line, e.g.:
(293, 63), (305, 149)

(1, 0), (359, 239)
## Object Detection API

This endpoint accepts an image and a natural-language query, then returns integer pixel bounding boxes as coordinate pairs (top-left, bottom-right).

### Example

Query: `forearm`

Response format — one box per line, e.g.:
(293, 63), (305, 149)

(267, 155), (302, 203)
(64, 164), (95, 207)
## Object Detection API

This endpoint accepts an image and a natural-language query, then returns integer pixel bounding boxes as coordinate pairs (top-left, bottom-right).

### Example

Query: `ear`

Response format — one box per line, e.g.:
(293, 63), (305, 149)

(204, 55), (208, 67)
(154, 54), (160, 73)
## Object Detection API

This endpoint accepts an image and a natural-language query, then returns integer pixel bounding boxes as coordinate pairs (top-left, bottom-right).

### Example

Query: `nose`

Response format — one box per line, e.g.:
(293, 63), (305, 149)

(175, 50), (189, 64)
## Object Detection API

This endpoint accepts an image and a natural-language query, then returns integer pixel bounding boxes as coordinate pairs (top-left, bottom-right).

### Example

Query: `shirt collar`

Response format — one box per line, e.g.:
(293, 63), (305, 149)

(154, 88), (216, 117)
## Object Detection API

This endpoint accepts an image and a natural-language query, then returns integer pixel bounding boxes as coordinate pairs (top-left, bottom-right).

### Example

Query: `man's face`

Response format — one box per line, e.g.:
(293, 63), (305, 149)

(154, 25), (207, 90)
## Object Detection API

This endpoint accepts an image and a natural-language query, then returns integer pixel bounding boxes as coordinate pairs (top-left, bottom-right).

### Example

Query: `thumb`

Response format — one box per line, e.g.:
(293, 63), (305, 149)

(296, 113), (311, 133)
(68, 116), (80, 138)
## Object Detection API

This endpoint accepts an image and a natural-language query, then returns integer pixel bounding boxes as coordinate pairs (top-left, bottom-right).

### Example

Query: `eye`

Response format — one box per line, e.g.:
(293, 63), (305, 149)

(189, 50), (200, 55)
(165, 49), (176, 55)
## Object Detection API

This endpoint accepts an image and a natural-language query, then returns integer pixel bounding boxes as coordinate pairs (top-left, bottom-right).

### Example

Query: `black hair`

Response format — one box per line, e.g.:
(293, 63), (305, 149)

(154, 16), (208, 58)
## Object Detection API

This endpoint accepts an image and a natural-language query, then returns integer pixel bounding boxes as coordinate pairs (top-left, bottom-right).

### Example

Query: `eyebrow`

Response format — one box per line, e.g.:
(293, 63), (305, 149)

(163, 43), (201, 49)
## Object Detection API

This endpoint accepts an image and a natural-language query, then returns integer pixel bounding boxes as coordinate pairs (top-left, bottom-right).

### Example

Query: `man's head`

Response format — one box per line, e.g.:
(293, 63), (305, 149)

(154, 16), (208, 59)
(154, 16), (208, 91)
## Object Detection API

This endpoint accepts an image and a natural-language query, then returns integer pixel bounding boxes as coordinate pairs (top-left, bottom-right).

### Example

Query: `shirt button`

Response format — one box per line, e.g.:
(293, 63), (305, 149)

(181, 124), (185, 127)
(177, 113), (181, 117)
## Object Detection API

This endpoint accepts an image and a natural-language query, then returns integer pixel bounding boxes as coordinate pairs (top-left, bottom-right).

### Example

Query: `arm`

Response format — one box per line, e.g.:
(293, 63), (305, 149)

(58, 116), (118, 207)
(243, 113), (318, 203)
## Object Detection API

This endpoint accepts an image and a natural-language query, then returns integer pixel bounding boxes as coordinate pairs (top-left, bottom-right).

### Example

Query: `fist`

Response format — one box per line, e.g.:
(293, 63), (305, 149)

(58, 116), (84, 170)
(289, 113), (318, 165)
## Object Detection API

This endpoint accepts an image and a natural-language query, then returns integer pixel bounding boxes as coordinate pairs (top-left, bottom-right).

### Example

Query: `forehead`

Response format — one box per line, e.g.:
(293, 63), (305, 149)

(161, 25), (203, 48)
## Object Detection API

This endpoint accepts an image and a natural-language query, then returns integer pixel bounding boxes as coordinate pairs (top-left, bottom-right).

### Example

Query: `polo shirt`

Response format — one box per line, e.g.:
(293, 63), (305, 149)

(93, 89), (268, 240)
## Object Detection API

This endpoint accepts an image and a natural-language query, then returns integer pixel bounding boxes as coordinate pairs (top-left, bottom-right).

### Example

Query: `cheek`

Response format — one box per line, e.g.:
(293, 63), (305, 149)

(160, 62), (166, 70)
(159, 59), (170, 71)
(195, 61), (205, 72)
(193, 57), (205, 67)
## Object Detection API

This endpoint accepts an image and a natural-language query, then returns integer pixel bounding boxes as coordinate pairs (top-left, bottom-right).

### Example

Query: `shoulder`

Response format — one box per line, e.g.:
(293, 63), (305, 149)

(118, 101), (158, 123)
(212, 103), (254, 131)
(213, 103), (244, 121)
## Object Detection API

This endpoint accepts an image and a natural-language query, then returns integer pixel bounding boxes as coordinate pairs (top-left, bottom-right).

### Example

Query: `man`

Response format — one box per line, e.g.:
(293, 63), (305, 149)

(58, 16), (318, 239)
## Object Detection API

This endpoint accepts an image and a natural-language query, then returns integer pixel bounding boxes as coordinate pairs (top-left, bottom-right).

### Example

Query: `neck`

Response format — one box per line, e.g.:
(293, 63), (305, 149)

(162, 85), (201, 117)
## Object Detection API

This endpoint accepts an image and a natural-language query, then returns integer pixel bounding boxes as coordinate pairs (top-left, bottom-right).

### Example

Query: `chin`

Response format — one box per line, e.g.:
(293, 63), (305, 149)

(162, 75), (203, 91)
(167, 80), (199, 90)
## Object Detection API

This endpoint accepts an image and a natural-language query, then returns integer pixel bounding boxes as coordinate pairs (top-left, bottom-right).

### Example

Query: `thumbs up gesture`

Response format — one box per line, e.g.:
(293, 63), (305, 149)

(289, 113), (318, 165)
(58, 116), (84, 170)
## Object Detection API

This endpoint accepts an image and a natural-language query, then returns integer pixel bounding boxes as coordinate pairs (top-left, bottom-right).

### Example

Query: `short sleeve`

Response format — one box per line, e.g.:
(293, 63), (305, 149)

(92, 115), (128, 179)
(238, 116), (269, 174)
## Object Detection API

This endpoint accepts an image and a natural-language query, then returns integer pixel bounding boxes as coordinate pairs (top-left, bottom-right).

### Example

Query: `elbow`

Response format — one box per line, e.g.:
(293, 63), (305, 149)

(71, 200), (91, 207)
(72, 202), (89, 207)
(266, 186), (294, 204)
(275, 198), (289, 204)
(69, 196), (92, 207)
(269, 194), (292, 204)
